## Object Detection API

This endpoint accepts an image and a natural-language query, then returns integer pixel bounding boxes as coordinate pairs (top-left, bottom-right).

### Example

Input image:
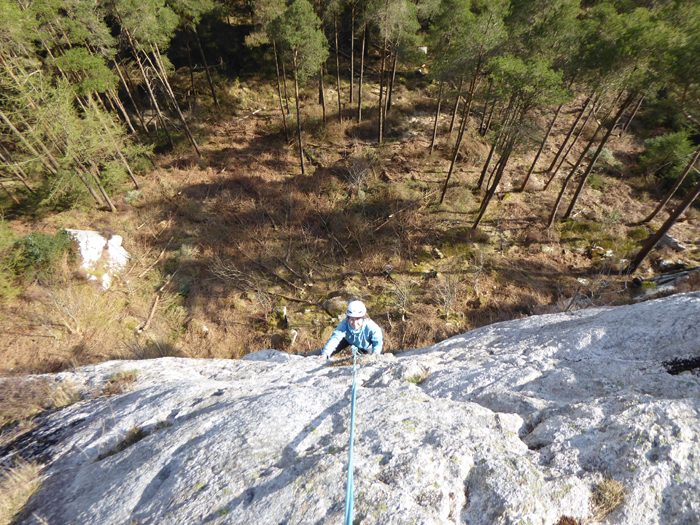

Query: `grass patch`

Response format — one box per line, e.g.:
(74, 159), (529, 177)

(101, 370), (139, 397)
(96, 427), (147, 461)
(627, 226), (649, 242)
(0, 378), (80, 436)
(406, 369), (431, 385)
(0, 459), (43, 525)
(588, 478), (625, 522)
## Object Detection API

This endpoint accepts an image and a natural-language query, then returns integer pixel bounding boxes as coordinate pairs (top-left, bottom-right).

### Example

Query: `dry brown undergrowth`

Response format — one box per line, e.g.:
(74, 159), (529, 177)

(1, 75), (699, 375)
(0, 460), (43, 525)
(0, 377), (80, 449)
(555, 477), (626, 525)
(586, 478), (626, 523)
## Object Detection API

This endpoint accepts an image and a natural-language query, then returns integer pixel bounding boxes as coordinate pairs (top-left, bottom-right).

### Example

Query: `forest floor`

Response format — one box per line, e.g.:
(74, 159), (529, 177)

(2, 72), (700, 376)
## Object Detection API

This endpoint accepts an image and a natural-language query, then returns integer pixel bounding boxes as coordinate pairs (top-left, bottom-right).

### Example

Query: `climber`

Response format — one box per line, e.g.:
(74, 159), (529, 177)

(309, 300), (383, 359)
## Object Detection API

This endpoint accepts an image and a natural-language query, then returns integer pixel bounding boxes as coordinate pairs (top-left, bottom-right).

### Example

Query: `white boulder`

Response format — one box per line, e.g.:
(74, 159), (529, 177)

(66, 229), (130, 289)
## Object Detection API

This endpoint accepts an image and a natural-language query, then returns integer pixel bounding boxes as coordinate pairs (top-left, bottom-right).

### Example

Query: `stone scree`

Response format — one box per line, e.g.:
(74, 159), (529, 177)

(4, 292), (700, 524)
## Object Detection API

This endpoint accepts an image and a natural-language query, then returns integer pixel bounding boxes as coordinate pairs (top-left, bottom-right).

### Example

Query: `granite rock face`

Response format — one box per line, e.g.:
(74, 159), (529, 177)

(5, 293), (700, 525)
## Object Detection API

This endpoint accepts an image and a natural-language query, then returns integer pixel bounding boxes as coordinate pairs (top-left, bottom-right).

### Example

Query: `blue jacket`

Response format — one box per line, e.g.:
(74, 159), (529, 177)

(322, 318), (383, 357)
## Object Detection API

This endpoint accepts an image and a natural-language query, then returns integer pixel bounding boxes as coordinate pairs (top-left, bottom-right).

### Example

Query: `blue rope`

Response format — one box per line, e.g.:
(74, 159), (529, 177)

(344, 346), (359, 525)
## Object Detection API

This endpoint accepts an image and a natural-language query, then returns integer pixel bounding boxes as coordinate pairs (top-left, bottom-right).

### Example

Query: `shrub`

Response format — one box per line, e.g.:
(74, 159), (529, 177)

(0, 222), (19, 301)
(639, 131), (697, 191)
(0, 459), (43, 525)
(602, 210), (622, 228)
(589, 478), (625, 521)
(595, 148), (622, 173)
(627, 226), (649, 242)
(587, 173), (608, 191)
(13, 230), (72, 280)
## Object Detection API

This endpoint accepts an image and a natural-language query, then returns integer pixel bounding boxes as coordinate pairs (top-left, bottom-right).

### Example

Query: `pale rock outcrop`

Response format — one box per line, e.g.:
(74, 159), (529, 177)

(4, 292), (700, 525)
(65, 229), (130, 289)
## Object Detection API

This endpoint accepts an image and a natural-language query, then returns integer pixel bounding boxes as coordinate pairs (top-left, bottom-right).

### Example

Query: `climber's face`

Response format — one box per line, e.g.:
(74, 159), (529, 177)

(348, 317), (365, 331)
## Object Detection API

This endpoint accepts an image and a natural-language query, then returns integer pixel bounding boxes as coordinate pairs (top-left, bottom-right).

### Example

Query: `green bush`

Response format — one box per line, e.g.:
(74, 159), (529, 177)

(587, 173), (608, 191)
(561, 220), (602, 235)
(627, 226), (649, 242)
(639, 131), (697, 191)
(13, 230), (72, 279)
(595, 148), (623, 173)
(637, 92), (687, 133)
(0, 221), (20, 301)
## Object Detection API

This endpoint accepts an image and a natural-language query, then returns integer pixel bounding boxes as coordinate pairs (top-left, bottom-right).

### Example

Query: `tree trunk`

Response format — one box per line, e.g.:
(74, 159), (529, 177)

(480, 78), (493, 135)
(0, 109), (58, 176)
(334, 16), (342, 123)
(113, 59), (149, 134)
(473, 140), (514, 229)
(273, 43), (289, 141)
(464, 75), (480, 121)
(562, 92), (636, 220)
(123, 29), (172, 146)
(0, 180), (21, 205)
(519, 103), (563, 191)
(483, 99), (496, 136)
(642, 144), (700, 224)
(439, 96), (471, 204)
(546, 95), (621, 227)
(382, 50), (393, 138)
(477, 141), (498, 191)
(108, 88), (136, 134)
(357, 24), (366, 122)
(74, 163), (104, 207)
(281, 59), (291, 115)
(542, 108), (595, 191)
(476, 98), (518, 190)
(350, 6), (355, 105)
(293, 56), (306, 176)
(378, 12), (389, 144)
(319, 68), (327, 123)
(0, 147), (34, 193)
(462, 52), (482, 121)
(430, 81), (444, 155)
(622, 91), (646, 133)
(627, 177), (700, 274)
(185, 31), (196, 111)
(546, 94), (593, 173)
(546, 164), (578, 227)
(88, 161), (116, 212)
(193, 27), (220, 110)
(387, 50), (398, 112)
(544, 99), (597, 191)
(152, 43), (202, 157)
(87, 94), (139, 188)
(449, 70), (467, 137)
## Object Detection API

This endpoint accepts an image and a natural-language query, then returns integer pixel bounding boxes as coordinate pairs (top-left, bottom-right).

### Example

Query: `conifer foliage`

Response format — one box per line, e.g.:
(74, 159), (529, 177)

(270, 0), (329, 175)
(1, 0), (699, 274)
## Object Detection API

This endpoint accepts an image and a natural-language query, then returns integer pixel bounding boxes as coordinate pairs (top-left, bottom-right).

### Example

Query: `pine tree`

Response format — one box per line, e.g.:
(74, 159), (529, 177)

(272, 0), (329, 175)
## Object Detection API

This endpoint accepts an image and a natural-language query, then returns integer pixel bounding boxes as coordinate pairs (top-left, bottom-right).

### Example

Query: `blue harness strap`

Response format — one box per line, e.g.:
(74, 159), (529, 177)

(344, 347), (359, 525)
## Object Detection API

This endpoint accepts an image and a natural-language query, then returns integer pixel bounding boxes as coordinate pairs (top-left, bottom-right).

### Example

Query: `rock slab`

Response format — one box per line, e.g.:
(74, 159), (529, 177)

(4, 292), (700, 525)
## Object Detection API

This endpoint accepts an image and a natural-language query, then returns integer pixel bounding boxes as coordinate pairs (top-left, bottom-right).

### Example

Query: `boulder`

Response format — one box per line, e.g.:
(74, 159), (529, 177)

(66, 230), (130, 289)
(656, 234), (687, 251)
(4, 293), (700, 525)
(323, 296), (348, 317)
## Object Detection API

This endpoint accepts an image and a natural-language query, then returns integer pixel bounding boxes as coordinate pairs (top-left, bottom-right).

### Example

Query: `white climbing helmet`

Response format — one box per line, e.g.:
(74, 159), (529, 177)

(346, 300), (367, 318)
